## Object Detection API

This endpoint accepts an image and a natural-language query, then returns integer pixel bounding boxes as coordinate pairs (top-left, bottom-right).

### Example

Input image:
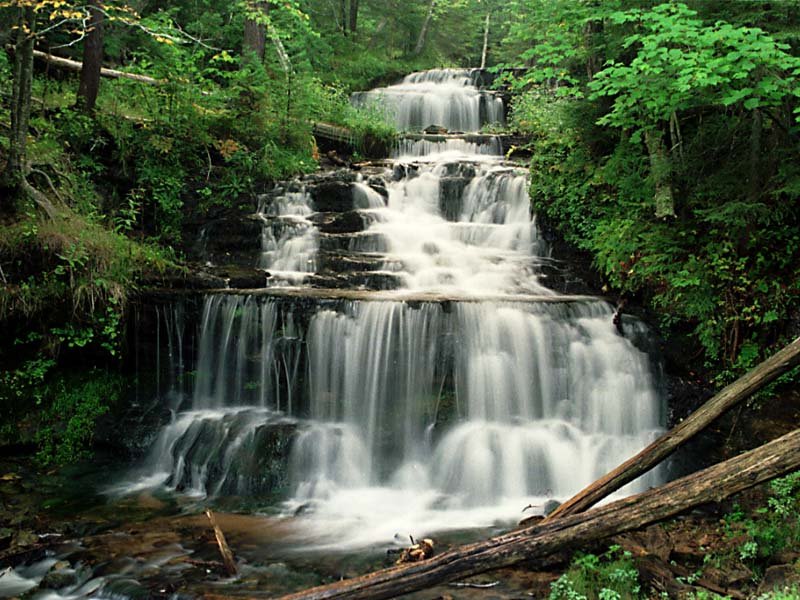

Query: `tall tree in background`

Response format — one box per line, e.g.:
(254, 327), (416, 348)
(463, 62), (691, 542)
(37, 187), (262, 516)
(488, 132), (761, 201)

(0, 3), (36, 212)
(348, 0), (358, 34)
(413, 0), (436, 56)
(76, 0), (105, 112)
(243, 0), (267, 62)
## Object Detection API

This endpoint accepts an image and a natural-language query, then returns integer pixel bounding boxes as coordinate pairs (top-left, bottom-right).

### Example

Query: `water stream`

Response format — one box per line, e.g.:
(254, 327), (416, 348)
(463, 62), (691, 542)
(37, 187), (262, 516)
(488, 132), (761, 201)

(117, 68), (665, 552)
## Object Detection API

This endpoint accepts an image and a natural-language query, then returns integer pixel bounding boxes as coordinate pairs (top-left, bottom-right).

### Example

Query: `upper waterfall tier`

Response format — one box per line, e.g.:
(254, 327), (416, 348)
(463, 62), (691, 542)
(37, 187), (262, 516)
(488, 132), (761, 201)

(351, 68), (504, 133)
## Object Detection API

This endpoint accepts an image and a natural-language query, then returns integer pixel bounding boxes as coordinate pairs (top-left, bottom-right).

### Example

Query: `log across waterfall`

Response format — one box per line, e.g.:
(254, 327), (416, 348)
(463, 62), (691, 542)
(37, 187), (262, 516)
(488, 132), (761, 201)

(119, 68), (667, 552)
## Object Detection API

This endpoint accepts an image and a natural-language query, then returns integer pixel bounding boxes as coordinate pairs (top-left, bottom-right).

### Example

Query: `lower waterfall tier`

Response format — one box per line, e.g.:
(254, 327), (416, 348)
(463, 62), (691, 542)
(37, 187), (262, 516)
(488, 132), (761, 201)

(120, 294), (665, 547)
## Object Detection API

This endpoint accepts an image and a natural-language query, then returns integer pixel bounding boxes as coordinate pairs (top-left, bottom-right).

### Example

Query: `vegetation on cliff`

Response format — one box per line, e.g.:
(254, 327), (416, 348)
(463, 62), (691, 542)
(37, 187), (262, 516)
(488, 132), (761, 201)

(496, 0), (800, 381)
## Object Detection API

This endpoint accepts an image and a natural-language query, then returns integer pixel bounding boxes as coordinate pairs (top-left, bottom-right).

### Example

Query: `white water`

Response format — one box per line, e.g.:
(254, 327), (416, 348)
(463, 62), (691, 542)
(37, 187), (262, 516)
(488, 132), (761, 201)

(121, 68), (666, 552)
(392, 136), (502, 158)
(257, 187), (318, 284)
(352, 68), (504, 132)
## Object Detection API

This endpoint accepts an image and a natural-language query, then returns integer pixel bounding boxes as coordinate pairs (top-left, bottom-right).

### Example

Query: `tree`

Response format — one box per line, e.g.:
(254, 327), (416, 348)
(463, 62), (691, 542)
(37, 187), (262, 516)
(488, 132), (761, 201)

(243, 0), (267, 62)
(76, 0), (105, 112)
(0, 1), (177, 214)
(348, 0), (358, 34)
(413, 0), (436, 56)
(588, 3), (800, 218)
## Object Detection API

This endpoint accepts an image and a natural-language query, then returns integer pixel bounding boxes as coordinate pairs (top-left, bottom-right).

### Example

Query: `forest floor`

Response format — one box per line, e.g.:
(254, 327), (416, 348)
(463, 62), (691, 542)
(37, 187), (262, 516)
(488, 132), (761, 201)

(1, 387), (799, 599)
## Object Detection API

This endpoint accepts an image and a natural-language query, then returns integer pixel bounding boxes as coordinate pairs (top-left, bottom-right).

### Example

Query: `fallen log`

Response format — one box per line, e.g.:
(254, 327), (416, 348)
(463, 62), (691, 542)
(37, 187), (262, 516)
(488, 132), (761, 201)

(33, 50), (161, 85)
(546, 336), (800, 521)
(205, 510), (237, 577)
(278, 428), (800, 600)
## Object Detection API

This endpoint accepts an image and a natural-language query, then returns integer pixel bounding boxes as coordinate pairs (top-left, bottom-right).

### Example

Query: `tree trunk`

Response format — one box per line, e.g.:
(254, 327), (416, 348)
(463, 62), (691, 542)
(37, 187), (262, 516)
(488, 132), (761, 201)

(644, 127), (675, 218)
(34, 50), (160, 85)
(1, 7), (35, 210)
(243, 2), (267, 63)
(545, 336), (800, 522)
(480, 11), (491, 69)
(76, 0), (104, 112)
(748, 108), (762, 203)
(278, 428), (800, 600)
(583, 20), (601, 81)
(413, 0), (436, 56)
(340, 0), (347, 35)
(348, 0), (359, 33)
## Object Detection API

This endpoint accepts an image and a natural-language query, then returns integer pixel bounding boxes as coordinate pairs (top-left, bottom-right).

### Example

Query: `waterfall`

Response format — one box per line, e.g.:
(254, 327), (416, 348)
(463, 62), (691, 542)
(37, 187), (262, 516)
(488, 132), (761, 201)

(122, 68), (666, 550)
(351, 68), (504, 132)
(257, 187), (318, 284)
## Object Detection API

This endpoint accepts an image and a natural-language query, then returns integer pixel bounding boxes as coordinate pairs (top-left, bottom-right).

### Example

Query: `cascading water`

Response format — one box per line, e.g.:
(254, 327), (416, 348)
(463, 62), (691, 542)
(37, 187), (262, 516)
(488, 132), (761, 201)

(122, 68), (666, 550)
(352, 68), (504, 132)
(257, 186), (318, 284)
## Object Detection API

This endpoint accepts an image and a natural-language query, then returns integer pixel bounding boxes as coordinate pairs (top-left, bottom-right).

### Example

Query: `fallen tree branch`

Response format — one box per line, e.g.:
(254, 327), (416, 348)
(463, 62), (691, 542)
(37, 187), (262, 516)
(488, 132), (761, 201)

(205, 509), (237, 577)
(32, 49), (161, 85)
(546, 336), (800, 521)
(278, 428), (800, 600)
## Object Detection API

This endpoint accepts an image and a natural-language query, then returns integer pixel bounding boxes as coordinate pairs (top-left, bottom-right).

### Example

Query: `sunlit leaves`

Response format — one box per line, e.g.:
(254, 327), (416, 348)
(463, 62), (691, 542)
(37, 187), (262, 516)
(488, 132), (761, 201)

(588, 3), (800, 132)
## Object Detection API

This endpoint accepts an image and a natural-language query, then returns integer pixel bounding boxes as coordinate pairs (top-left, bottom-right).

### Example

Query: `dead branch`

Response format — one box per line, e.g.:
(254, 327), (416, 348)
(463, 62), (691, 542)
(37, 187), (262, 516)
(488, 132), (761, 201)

(276, 428), (800, 600)
(205, 510), (238, 577)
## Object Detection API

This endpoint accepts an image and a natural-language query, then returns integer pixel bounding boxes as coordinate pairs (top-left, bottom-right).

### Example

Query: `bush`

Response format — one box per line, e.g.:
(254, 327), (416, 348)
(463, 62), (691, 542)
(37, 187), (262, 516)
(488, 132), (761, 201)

(550, 545), (641, 600)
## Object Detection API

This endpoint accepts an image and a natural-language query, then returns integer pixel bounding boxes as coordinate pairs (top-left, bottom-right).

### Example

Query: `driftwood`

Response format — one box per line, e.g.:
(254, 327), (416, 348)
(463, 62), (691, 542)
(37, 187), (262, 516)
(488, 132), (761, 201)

(278, 428), (800, 600)
(33, 50), (161, 85)
(545, 336), (800, 521)
(205, 509), (237, 577)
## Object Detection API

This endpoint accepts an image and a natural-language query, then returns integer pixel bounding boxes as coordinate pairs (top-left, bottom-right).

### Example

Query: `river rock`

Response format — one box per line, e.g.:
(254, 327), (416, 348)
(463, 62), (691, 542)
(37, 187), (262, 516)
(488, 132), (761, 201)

(41, 563), (78, 589)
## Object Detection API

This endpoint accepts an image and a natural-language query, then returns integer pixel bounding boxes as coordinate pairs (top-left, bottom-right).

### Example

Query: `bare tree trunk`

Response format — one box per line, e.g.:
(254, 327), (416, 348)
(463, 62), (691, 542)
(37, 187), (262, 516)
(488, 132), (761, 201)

(348, 0), (359, 33)
(644, 127), (675, 218)
(413, 0), (436, 56)
(480, 11), (491, 69)
(76, 0), (104, 112)
(583, 20), (601, 81)
(278, 428), (800, 600)
(1, 7), (35, 209)
(546, 336), (800, 521)
(243, 1), (267, 63)
(34, 50), (160, 85)
(340, 0), (347, 35)
(748, 108), (762, 202)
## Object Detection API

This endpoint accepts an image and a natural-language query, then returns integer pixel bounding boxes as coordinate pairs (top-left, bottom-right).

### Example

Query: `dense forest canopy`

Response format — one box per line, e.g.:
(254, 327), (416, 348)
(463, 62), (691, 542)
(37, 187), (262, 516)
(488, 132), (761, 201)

(0, 0), (798, 461)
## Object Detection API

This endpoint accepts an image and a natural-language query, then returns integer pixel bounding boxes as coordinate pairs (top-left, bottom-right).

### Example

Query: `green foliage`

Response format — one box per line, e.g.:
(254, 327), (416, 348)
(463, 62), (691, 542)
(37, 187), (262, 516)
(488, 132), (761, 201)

(550, 545), (642, 600)
(723, 473), (800, 570)
(756, 586), (800, 600)
(504, 2), (800, 376)
(35, 370), (125, 466)
(589, 3), (800, 136)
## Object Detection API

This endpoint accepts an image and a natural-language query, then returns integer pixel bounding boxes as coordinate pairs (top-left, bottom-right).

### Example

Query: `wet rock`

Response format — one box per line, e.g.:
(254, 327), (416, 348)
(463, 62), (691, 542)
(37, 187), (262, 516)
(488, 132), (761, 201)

(170, 414), (298, 499)
(424, 125), (448, 134)
(41, 563), (78, 589)
(757, 565), (800, 596)
(307, 176), (357, 213)
(392, 163), (418, 181)
(366, 176), (388, 199)
(308, 212), (365, 235)
(208, 266), (268, 289)
(543, 499), (561, 517)
(193, 217), (263, 266)
(13, 530), (39, 547)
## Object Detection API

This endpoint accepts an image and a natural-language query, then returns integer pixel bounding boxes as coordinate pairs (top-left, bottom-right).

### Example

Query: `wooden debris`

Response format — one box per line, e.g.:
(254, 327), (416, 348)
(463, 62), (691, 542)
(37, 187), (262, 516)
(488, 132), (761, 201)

(32, 50), (161, 85)
(277, 428), (800, 600)
(205, 510), (237, 577)
(397, 538), (435, 564)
